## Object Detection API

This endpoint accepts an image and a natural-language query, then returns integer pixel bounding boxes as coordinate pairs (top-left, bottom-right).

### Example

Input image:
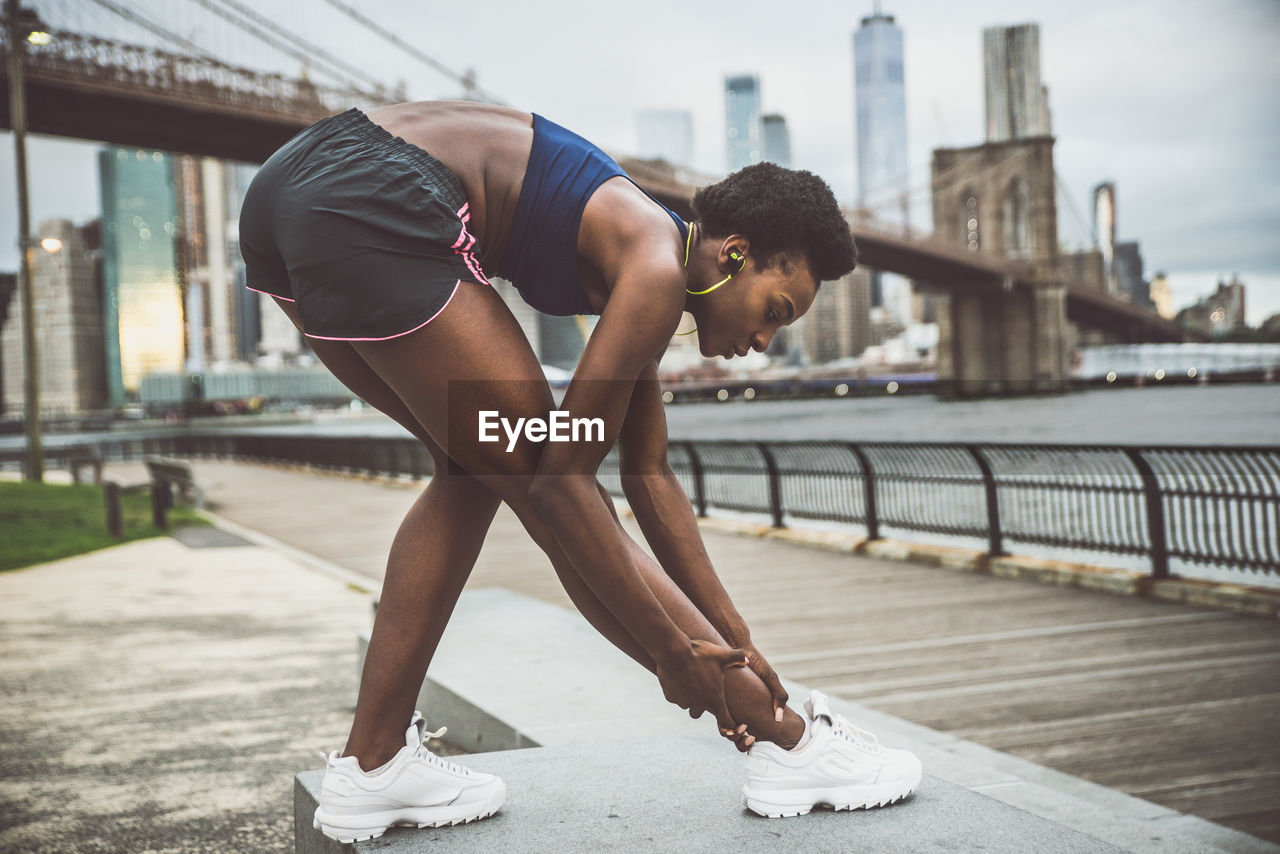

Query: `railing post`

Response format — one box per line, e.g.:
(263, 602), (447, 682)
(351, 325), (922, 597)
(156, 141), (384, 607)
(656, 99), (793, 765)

(104, 480), (123, 539)
(757, 442), (784, 529)
(683, 441), (707, 517)
(848, 443), (880, 540)
(1123, 448), (1170, 579)
(965, 444), (1005, 557)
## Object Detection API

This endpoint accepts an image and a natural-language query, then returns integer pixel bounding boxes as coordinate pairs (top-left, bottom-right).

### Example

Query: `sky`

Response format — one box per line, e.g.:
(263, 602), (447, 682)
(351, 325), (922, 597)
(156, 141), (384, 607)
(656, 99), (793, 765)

(3, 0), (1278, 322)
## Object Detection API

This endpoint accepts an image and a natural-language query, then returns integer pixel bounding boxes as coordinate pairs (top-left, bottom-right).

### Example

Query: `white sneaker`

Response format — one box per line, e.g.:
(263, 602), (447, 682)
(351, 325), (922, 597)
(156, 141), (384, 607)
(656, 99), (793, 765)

(312, 712), (506, 843)
(742, 690), (922, 818)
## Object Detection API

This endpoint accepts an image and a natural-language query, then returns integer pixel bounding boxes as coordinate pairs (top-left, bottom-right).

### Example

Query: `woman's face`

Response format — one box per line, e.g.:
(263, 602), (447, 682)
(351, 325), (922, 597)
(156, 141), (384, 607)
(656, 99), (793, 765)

(692, 255), (818, 360)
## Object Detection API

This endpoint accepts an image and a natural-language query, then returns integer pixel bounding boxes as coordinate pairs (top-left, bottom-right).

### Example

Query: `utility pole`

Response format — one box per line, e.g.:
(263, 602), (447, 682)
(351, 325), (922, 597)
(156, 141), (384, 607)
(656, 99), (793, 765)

(5, 0), (41, 481)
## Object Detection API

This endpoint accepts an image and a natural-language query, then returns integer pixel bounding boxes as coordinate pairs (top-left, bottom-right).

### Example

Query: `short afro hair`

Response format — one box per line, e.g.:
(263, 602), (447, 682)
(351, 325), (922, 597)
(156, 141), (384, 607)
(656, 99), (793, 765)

(692, 162), (858, 284)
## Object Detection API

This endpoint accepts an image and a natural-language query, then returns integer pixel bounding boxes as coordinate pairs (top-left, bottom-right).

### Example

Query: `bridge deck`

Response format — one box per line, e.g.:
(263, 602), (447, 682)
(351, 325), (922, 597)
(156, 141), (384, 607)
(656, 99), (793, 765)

(171, 459), (1280, 844)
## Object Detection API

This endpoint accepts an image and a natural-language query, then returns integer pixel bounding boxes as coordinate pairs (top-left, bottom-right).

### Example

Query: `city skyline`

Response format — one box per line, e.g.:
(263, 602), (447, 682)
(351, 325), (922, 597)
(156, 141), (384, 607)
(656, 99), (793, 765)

(0, 0), (1276, 322)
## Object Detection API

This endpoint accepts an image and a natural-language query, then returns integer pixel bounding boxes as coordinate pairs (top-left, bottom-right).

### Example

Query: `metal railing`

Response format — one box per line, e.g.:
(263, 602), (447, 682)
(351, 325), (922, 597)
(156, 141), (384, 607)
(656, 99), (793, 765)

(4, 434), (1277, 577)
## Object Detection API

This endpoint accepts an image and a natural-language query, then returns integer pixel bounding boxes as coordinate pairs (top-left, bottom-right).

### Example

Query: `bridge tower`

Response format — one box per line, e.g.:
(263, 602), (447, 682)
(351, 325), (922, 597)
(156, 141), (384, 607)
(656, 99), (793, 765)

(929, 135), (1068, 396)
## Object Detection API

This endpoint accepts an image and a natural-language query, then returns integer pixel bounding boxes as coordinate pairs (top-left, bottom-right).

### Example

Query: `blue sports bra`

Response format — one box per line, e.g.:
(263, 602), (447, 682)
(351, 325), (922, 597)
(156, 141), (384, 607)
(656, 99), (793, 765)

(495, 114), (688, 316)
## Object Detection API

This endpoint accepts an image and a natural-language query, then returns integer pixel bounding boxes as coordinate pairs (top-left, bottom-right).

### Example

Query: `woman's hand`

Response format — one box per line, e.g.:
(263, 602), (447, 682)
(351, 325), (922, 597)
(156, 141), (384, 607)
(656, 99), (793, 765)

(655, 638), (749, 736)
(741, 639), (789, 724)
(710, 638), (789, 753)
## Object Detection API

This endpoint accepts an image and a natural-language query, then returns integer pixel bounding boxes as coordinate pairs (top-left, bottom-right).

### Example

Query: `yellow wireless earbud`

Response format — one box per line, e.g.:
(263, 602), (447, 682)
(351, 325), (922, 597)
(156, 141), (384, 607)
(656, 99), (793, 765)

(685, 245), (745, 296)
(679, 227), (746, 333)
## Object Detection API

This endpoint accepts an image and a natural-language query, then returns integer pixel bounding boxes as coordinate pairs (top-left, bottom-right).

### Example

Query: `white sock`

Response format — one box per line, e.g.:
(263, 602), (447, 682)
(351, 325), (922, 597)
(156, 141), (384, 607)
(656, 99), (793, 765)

(789, 716), (812, 752)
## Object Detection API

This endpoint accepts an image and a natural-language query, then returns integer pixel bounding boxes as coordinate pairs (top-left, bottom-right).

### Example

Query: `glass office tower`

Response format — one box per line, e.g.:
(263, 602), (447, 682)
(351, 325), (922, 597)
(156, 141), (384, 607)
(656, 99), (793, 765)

(854, 5), (909, 314)
(99, 147), (185, 404)
(853, 5), (908, 219)
(725, 74), (762, 173)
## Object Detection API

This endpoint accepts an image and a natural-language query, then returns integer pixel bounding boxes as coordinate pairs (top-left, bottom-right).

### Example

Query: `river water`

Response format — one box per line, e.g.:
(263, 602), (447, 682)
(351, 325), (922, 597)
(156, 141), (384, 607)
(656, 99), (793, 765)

(201, 383), (1280, 445)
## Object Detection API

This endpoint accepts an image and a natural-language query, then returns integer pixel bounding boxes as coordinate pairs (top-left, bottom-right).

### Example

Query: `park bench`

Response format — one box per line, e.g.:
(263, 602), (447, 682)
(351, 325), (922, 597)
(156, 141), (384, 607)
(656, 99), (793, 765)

(102, 457), (203, 538)
(67, 448), (103, 485)
(144, 456), (204, 510)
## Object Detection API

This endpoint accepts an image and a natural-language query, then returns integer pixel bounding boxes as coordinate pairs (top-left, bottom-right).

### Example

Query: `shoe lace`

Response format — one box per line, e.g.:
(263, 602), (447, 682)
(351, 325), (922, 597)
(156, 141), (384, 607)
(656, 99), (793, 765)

(829, 715), (888, 755)
(414, 725), (472, 777)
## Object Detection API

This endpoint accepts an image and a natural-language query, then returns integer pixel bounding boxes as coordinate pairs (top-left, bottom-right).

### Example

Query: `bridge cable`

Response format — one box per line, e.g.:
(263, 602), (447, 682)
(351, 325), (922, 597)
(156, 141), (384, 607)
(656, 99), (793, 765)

(1054, 170), (1096, 250)
(316, 0), (507, 105)
(183, 0), (379, 97)
(198, 0), (393, 97)
(82, 0), (220, 62)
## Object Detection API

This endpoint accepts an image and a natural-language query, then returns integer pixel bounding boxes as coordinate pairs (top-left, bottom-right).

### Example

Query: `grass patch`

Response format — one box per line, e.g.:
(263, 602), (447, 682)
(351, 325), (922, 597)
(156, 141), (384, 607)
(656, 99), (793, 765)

(0, 480), (211, 572)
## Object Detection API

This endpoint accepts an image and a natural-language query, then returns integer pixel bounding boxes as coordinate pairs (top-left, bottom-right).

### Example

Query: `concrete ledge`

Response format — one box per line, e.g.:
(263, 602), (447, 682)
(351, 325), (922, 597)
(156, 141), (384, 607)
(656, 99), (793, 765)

(665, 511), (1280, 620)
(294, 737), (1125, 854)
(344, 587), (1277, 854)
(356, 589), (706, 753)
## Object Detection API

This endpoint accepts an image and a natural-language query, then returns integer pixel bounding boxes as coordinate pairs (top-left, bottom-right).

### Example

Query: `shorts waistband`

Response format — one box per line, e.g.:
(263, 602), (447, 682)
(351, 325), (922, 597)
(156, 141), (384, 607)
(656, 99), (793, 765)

(318, 107), (468, 212)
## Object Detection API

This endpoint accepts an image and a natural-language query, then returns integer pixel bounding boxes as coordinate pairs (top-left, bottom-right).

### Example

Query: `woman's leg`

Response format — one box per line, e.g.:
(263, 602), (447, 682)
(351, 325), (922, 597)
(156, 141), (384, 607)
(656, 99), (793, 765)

(270, 298), (504, 769)
(342, 283), (804, 751)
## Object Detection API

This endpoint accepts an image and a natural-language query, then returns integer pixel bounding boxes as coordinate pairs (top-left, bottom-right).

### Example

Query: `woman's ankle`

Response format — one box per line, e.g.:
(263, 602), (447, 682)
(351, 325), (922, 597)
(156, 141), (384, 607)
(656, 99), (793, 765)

(758, 707), (805, 750)
(776, 708), (806, 750)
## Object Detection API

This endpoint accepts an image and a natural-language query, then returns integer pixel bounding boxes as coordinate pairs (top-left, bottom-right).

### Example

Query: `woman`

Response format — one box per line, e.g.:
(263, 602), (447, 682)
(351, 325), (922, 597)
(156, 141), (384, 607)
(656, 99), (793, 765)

(239, 101), (921, 843)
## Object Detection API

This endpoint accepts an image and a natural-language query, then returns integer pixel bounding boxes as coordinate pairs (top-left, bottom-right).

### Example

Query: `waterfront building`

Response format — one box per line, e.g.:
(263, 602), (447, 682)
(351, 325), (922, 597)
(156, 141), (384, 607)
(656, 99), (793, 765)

(637, 108), (694, 167)
(983, 23), (1052, 142)
(1, 219), (107, 415)
(725, 74), (762, 173)
(1149, 272), (1174, 319)
(761, 113), (791, 167)
(99, 146), (186, 403)
(1177, 276), (1247, 338)
(1058, 248), (1105, 291)
(174, 155), (244, 372)
(798, 267), (874, 363)
(226, 162), (264, 364)
(1114, 241), (1153, 309)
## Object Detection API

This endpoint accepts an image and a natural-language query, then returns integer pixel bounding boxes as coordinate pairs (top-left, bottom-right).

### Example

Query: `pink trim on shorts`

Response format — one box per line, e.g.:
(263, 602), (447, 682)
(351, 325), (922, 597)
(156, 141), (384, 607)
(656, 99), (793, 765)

(302, 280), (462, 342)
(247, 285), (296, 302)
(452, 203), (491, 286)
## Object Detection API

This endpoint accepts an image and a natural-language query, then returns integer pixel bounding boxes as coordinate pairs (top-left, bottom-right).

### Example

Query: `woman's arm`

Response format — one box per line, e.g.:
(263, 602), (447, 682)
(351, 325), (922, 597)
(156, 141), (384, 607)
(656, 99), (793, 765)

(617, 360), (749, 642)
(525, 221), (747, 731)
(617, 362), (790, 717)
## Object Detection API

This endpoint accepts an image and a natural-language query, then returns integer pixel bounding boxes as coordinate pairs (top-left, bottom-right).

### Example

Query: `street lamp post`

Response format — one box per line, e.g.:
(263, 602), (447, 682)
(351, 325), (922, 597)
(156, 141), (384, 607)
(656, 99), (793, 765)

(5, 0), (40, 481)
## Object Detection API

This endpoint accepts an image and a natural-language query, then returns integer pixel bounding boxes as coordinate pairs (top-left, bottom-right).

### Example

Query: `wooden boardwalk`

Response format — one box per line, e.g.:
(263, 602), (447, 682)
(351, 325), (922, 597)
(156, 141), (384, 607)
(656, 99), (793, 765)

(178, 460), (1280, 844)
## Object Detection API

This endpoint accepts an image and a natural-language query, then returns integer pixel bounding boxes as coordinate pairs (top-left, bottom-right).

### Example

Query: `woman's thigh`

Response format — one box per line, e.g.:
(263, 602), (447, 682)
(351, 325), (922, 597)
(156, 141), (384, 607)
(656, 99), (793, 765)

(349, 280), (555, 490)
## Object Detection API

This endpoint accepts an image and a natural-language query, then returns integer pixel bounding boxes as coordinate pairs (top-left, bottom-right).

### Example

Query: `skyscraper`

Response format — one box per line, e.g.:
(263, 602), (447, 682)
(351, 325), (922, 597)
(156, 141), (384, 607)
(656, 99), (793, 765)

(637, 108), (694, 167)
(725, 74), (762, 173)
(1093, 181), (1117, 295)
(798, 267), (875, 364)
(761, 114), (791, 167)
(983, 23), (1052, 142)
(225, 162), (263, 364)
(1, 219), (107, 415)
(99, 146), (186, 404)
(853, 4), (908, 220)
(854, 4), (909, 319)
(1113, 242), (1152, 309)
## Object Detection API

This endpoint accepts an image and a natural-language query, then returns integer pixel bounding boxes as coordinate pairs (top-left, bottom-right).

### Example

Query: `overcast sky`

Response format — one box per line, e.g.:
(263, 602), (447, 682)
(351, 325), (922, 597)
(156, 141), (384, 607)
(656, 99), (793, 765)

(3, 0), (1278, 321)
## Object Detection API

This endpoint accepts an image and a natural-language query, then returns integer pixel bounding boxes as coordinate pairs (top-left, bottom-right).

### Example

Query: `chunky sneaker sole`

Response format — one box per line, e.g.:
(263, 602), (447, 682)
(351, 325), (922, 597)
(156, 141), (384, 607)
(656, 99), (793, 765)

(312, 781), (506, 843)
(742, 766), (921, 818)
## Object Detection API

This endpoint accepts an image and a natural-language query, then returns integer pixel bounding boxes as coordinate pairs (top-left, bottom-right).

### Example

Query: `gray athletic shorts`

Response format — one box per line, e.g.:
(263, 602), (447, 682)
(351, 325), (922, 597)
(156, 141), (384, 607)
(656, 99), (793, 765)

(238, 107), (490, 341)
